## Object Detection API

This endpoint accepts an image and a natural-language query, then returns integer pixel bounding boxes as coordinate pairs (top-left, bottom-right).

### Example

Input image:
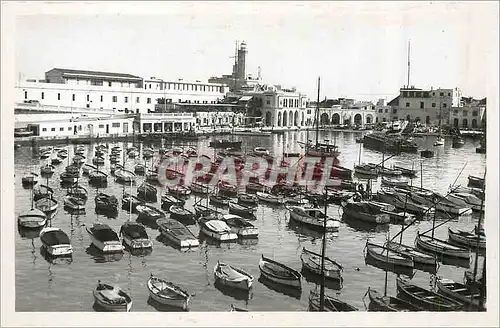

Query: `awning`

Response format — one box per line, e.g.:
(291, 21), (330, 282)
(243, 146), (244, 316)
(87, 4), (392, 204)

(239, 96), (253, 102)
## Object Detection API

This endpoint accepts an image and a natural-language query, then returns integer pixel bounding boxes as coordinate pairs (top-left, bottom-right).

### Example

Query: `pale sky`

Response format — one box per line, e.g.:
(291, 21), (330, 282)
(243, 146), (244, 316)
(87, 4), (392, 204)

(13, 1), (498, 102)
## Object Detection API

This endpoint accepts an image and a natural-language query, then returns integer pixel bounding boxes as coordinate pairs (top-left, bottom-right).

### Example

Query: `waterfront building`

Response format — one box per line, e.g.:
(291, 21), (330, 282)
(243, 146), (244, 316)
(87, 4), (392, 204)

(308, 99), (377, 127)
(16, 68), (228, 115)
(449, 97), (486, 129)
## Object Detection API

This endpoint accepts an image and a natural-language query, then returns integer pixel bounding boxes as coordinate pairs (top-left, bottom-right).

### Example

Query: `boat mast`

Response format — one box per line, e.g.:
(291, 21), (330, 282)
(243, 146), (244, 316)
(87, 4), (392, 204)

(472, 170), (486, 285)
(315, 77), (321, 147)
(319, 186), (327, 311)
(479, 255), (486, 310)
(399, 162), (414, 244)
(384, 229), (390, 297)
(420, 161), (423, 190)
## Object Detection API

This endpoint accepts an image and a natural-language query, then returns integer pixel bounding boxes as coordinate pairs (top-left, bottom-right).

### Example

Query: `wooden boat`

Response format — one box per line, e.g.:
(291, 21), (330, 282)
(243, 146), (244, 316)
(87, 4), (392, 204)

(119, 221), (153, 249)
(221, 214), (259, 238)
(214, 261), (254, 291)
(452, 136), (465, 148)
(285, 195), (309, 205)
(40, 164), (55, 175)
(57, 150), (68, 159)
(136, 204), (166, 221)
(381, 177), (408, 188)
(433, 136), (445, 146)
(65, 164), (80, 175)
(300, 247), (342, 280)
(393, 165), (417, 177)
(18, 208), (47, 229)
(228, 201), (256, 217)
(385, 241), (437, 266)
(467, 175), (484, 189)
(21, 175), (38, 187)
(167, 185), (191, 197)
(137, 182), (157, 202)
(72, 155), (86, 165)
(396, 277), (463, 311)
(378, 167), (403, 177)
(415, 232), (470, 259)
(246, 182), (267, 193)
(64, 195), (86, 211)
(194, 205), (216, 218)
(256, 192), (285, 205)
(377, 188), (434, 216)
(258, 255), (301, 289)
(95, 193), (118, 213)
(448, 227), (486, 249)
(147, 274), (191, 310)
(93, 281), (132, 312)
(82, 163), (98, 175)
(169, 205), (195, 222)
(39, 227), (73, 256)
(161, 194), (185, 210)
(33, 184), (54, 201)
(114, 169), (136, 183)
(85, 223), (124, 253)
(89, 170), (108, 185)
(109, 155), (120, 164)
(92, 156), (105, 165)
(308, 290), (358, 312)
(67, 184), (88, 200)
(134, 164), (146, 174)
(342, 201), (391, 224)
(51, 157), (63, 165)
(190, 182), (210, 194)
(60, 172), (78, 184)
(288, 206), (341, 231)
(39, 151), (51, 160)
(237, 193), (258, 206)
(122, 193), (142, 212)
(35, 197), (59, 214)
(367, 288), (422, 312)
(209, 139), (242, 149)
(447, 192), (484, 212)
(218, 182), (238, 197)
(436, 278), (484, 309)
(157, 218), (199, 248)
(354, 163), (378, 176)
(420, 149), (434, 158)
(405, 189), (472, 216)
(210, 194), (231, 207)
(200, 220), (238, 241)
(365, 242), (414, 268)
(253, 147), (270, 156)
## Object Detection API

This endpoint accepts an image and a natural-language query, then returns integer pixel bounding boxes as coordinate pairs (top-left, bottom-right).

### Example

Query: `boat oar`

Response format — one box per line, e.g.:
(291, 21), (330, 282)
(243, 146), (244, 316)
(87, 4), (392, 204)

(361, 287), (370, 310)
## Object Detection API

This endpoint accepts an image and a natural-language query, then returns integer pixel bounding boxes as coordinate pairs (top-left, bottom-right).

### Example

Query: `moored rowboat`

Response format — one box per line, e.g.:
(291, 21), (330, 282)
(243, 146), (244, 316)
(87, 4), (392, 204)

(147, 274), (191, 310)
(93, 281), (132, 312)
(258, 254), (301, 289)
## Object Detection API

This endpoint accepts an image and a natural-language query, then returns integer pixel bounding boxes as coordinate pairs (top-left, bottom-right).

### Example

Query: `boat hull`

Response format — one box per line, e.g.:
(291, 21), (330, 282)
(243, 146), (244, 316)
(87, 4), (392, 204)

(415, 234), (470, 259)
(201, 225), (238, 242)
(289, 209), (340, 232)
(258, 257), (301, 289)
(87, 231), (124, 253)
(122, 234), (153, 250)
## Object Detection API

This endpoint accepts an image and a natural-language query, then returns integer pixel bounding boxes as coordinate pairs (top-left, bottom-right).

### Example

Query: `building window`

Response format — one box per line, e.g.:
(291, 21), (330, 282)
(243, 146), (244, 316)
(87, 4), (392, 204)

(405, 102), (410, 107)
(463, 110), (468, 117)
(266, 99), (271, 105)
(108, 82), (112, 87)
(86, 104), (90, 108)
(99, 124), (105, 128)
(42, 128), (47, 132)
(426, 116), (430, 124)
(41, 92), (44, 99)
(86, 94), (90, 101)
(432, 103), (436, 108)
(307, 109), (311, 115)
(51, 128), (55, 131)
(149, 84), (151, 89)
(147, 98), (151, 104)
(136, 97), (140, 103)
(392, 108), (397, 114)
(125, 96), (128, 103)
(439, 92), (444, 96)
(72, 94), (75, 101)
(385, 108), (388, 113)
(100, 95), (103, 102)
(112, 123), (120, 128)
(378, 108), (383, 113)
(420, 101), (424, 109)
(59, 127), (64, 131)
(443, 103), (447, 108)
(24, 91), (28, 99)
(112, 96), (117, 102)
(382, 118), (386, 122)
(424, 92), (429, 97)
(68, 127), (72, 131)
(472, 110), (478, 116)
(448, 93), (451, 96)
(57, 93), (61, 100)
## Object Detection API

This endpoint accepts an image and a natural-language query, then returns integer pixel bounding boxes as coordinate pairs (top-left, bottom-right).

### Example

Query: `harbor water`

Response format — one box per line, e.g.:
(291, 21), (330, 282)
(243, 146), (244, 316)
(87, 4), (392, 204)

(14, 131), (486, 311)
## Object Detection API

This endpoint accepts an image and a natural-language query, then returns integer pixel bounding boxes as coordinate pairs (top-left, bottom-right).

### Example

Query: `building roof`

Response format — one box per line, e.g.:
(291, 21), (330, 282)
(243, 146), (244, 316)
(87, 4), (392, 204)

(46, 68), (142, 80)
(387, 95), (400, 106)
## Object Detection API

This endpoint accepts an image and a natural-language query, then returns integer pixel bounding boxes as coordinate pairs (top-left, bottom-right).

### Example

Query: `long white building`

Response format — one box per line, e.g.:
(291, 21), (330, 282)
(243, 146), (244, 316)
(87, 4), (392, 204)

(17, 68), (229, 114)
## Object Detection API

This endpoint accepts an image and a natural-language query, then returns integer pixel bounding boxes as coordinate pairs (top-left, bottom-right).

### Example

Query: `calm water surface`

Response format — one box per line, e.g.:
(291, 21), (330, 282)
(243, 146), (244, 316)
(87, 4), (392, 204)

(14, 131), (486, 311)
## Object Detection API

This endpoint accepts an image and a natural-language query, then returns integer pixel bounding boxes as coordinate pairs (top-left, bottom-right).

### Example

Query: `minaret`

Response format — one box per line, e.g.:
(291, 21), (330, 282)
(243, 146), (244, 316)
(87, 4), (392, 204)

(236, 42), (247, 80)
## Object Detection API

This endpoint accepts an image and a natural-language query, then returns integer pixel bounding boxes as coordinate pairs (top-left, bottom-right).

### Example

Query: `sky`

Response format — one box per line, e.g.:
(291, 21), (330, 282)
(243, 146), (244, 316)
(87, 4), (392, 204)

(13, 1), (498, 102)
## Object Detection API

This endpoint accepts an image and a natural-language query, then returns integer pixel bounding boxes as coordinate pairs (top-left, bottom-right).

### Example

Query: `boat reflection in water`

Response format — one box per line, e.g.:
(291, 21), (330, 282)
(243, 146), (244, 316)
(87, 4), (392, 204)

(39, 246), (73, 265)
(95, 208), (118, 219)
(440, 254), (471, 269)
(213, 279), (253, 302)
(147, 296), (189, 312)
(155, 235), (198, 253)
(301, 268), (343, 291)
(123, 244), (153, 257)
(257, 275), (301, 300)
(237, 238), (259, 247)
(198, 233), (237, 249)
(364, 252), (415, 278)
(342, 214), (390, 233)
(85, 245), (124, 263)
(18, 226), (43, 240)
